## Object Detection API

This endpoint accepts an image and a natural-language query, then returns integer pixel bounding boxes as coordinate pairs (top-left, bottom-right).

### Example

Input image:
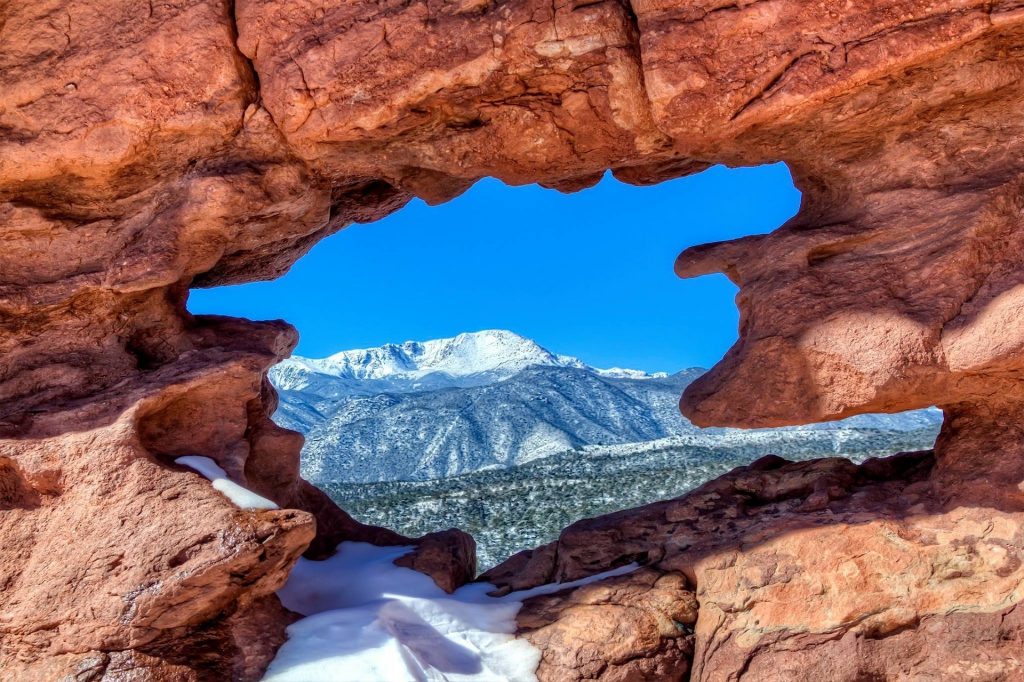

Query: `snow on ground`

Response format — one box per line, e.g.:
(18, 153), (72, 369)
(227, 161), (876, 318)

(176, 454), (641, 681)
(264, 541), (637, 682)
(175, 456), (279, 510)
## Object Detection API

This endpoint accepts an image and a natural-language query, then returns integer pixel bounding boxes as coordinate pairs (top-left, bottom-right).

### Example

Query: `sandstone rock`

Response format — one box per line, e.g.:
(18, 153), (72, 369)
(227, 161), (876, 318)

(485, 450), (1024, 680)
(394, 529), (478, 594)
(517, 568), (697, 682)
(4, 0), (1024, 677)
(675, 33), (1024, 432)
(235, 0), (672, 195)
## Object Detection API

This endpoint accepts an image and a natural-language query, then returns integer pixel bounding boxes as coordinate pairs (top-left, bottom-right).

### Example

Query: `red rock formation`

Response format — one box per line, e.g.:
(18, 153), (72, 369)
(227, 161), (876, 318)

(2, 0), (1024, 678)
(516, 568), (697, 681)
(485, 451), (1024, 680)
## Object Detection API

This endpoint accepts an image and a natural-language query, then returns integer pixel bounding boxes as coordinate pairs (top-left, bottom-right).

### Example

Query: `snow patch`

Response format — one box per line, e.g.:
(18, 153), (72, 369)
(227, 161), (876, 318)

(594, 367), (669, 380)
(175, 456), (278, 510)
(263, 541), (637, 682)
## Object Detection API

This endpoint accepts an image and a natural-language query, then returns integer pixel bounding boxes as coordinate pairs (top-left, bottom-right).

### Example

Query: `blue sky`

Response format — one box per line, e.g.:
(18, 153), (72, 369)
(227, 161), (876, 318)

(189, 163), (800, 372)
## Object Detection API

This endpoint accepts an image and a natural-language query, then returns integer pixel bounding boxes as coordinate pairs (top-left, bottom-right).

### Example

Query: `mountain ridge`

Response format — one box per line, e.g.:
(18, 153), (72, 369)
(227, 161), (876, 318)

(270, 330), (942, 484)
(272, 330), (674, 398)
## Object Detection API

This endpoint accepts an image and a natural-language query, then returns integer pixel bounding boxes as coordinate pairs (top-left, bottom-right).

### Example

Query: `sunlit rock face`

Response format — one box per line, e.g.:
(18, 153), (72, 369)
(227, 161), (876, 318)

(2, 0), (1024, 678)
(486, 451), (1024, 680)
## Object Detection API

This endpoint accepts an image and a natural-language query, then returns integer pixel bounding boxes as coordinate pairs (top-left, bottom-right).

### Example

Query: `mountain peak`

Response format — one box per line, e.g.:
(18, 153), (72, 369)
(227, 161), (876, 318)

(325, 329), (571, 377)
(272, 330), (572, 394)
(271, 330), (671, 396)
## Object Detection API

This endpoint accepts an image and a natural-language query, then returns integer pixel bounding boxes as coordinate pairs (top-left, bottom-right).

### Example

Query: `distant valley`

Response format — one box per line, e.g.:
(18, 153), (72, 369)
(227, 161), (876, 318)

(271, 330), (941, 484)
(270, 330), (942, 566)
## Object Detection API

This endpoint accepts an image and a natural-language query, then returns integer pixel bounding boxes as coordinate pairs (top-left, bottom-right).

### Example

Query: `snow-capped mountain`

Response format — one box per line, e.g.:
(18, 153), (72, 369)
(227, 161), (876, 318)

(277, 366), (703, 483)
(272, 329), (629, 397)
(271, 330), (668, 397)
(269, 330), (942, 484)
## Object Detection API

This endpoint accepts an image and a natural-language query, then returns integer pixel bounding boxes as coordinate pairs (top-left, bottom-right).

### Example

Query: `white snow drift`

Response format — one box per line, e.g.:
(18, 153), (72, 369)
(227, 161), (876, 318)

(263, 541), (637, 682)
(170, 460), (638, 682)
(175, 455), (279, 510)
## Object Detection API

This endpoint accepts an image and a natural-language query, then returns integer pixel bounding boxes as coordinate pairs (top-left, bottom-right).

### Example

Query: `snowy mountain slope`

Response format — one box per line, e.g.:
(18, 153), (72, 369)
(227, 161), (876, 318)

(325, 425), (942, 569)
(272, 330), (601, 397)
(270, 330), (943, 484)
(287, 367), (703, 483)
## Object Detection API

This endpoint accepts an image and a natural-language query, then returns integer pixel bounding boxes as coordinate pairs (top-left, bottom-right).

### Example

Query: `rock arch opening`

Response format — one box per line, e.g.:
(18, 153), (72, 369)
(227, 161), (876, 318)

(186, 165), (940, 570)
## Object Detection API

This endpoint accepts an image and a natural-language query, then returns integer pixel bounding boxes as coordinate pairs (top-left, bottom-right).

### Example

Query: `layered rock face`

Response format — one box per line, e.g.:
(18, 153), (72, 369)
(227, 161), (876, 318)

(509, 567), (698, 681)
(2, 0), (1024, 679)
(486, 451), (1024, 680)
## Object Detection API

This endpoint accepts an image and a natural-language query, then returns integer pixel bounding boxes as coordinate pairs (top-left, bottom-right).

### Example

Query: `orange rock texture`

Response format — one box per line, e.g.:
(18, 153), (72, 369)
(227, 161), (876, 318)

(516, 568), (698, 681)
(486, 451), (1024, 680)
(2, 0), (1024, 678)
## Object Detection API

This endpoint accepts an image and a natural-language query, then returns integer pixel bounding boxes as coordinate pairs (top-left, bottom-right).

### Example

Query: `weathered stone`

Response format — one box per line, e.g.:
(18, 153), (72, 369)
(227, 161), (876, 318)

(517, 568), (697, 681)
(3, 0), (1024, 677)
(394, 529), (478, 594)
(486, 450), (1024, 680)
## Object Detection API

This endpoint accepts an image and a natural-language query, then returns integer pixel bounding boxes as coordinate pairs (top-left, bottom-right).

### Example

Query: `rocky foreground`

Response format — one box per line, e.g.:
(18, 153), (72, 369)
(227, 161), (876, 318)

(3, 0), (1024, 679)
(488, 449), (1024, 680)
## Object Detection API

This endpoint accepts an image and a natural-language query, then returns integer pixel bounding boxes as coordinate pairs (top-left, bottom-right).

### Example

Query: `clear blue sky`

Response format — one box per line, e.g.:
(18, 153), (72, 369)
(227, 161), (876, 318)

(188, 163), (800, 372)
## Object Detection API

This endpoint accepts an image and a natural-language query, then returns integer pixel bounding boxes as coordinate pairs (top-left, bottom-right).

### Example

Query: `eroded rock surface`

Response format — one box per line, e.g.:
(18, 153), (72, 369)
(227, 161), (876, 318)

(485, 451), (1024, 680)
(2, 0), (1024, 678)
(516, 567), (697, 681)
